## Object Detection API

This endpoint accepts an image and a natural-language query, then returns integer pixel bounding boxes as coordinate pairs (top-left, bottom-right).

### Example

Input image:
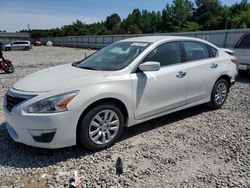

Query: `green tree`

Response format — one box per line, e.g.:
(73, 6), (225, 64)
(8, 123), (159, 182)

(123, 10), (142, 34)
(182, 22), (201, 31)
(230, 0), (250, 28)
(194, 0), (224, 30)
(162, 4), (175, 32)
(131, 9), (142, 28)
(105, 13), (121, 30)
(171, 0), (193, 31)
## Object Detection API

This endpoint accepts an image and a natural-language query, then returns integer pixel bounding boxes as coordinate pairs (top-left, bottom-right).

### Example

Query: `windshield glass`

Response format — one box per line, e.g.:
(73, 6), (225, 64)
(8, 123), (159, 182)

(77, 42), (149, 71)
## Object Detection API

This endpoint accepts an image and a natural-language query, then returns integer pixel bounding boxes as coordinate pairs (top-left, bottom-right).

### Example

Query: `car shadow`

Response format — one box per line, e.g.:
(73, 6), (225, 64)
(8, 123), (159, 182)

(237, 74), (250, 84)
(0, 72), (8, 74)
(0, 104), (209, 169)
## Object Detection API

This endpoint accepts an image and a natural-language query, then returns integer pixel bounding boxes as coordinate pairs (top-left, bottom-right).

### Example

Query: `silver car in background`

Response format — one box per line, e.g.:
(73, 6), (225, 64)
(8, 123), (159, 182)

(3, 40), (32, 51)
(234, 33), (250, 75)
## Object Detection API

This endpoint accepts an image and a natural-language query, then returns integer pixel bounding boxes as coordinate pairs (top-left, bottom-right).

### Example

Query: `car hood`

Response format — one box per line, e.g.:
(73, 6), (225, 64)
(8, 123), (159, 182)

(13, 64), (110, 92)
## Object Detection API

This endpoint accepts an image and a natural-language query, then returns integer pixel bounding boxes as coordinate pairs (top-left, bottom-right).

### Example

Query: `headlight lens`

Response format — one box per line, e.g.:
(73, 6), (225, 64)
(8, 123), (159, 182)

(27, 91), (78, 113)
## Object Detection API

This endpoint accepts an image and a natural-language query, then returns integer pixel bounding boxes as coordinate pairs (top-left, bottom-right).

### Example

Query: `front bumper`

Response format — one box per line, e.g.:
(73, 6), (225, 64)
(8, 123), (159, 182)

(3, 104), (81, 149)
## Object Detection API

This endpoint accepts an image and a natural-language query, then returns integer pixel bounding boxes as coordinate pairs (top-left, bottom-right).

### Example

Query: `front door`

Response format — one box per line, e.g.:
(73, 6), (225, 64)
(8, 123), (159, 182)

(131, 41), (188, 120)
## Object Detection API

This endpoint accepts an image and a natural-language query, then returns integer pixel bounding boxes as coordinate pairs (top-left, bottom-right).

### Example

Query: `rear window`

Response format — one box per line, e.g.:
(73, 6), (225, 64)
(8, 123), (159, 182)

(183, 41), (210, 61)
(235, 34), (250, 49)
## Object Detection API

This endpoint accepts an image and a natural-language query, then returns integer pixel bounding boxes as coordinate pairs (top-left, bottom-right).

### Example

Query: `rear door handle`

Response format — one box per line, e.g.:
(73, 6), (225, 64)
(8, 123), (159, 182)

(210, 63), (218, 69)
(176, 71), (186, 78)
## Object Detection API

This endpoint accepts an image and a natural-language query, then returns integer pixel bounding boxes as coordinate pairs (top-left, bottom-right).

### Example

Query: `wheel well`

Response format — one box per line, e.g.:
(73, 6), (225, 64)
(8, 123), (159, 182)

(216, 75), (231, 89)
(76, 98), (129, 143)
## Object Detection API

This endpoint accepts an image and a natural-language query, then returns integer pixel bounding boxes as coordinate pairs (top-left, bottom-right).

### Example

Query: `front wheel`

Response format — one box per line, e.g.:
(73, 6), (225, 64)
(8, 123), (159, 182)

(208, 79), (229, 109)
(3, 61), (14, 73)
(78, 103), (124, 151)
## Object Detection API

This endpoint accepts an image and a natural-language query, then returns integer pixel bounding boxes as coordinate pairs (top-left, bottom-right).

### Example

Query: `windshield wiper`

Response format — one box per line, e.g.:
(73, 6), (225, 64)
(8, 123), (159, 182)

(79, 66), (98, 70)
(72, 61), (82, 67)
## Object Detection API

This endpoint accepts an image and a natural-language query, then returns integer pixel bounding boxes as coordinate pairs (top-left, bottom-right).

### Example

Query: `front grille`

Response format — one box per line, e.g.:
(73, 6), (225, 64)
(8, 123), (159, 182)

(6, 95), (26, 112)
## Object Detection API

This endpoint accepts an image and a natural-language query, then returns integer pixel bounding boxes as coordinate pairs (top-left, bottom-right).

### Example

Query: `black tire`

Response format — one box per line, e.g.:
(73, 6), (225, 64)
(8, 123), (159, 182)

(5, 47), (11, 51)
(78, 103), (124, 151)
(3, 61), (14, 73)
(24, 46), (30, 51)
(208, 79), (229, 110)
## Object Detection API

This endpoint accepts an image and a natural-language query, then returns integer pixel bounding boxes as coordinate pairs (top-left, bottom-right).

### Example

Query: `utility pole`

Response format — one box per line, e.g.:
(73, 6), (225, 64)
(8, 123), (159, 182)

(28, 24), (31, 41)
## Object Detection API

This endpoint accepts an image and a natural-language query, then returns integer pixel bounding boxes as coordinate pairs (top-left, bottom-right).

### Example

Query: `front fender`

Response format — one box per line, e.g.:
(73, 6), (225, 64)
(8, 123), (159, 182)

(67, 80), (134, 120)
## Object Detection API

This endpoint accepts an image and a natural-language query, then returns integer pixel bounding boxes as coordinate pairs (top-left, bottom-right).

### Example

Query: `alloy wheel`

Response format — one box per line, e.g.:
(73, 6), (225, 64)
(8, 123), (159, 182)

(214, 82), (227, 105)
(89, 110), (120, 145)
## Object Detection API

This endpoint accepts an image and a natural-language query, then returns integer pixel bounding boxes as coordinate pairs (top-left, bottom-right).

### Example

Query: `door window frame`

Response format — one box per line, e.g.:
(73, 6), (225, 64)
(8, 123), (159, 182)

(132, 40), (184, 73)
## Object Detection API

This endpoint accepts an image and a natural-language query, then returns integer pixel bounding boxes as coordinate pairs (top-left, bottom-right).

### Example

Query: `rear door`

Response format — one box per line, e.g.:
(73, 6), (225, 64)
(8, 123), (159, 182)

(182, 41), (220, 104)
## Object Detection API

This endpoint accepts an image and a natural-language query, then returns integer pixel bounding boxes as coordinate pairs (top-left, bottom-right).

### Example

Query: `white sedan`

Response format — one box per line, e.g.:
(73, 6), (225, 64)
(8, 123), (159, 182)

(3, 36), (238, 150)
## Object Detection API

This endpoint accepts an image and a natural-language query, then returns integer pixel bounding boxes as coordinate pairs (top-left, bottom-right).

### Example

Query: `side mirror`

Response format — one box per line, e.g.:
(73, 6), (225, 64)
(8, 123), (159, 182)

(138, 61), (160, 72)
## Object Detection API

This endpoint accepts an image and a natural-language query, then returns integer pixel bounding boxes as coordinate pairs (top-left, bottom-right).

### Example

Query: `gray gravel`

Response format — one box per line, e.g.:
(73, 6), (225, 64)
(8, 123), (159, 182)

(0, 46), (249, 188)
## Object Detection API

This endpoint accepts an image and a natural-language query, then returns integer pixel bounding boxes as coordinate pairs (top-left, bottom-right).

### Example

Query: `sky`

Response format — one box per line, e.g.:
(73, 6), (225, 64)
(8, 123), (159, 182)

(0, 0), (243, 32)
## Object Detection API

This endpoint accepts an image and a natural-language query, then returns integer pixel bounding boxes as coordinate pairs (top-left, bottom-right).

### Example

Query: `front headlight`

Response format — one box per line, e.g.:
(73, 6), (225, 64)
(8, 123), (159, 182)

(26, 91), (79, 113)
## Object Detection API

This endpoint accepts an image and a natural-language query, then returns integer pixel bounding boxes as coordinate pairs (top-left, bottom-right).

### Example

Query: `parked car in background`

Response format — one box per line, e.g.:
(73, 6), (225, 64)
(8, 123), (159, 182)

(3, 36), (238, 150)
(234, 33), (250, 75)
(0, 42), (9, 50)
(3, 41), (32, 51)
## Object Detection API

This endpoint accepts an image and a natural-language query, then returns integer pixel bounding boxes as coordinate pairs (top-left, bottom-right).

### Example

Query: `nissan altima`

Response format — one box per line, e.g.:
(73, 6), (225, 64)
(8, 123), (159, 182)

(3, 36), (238, 150)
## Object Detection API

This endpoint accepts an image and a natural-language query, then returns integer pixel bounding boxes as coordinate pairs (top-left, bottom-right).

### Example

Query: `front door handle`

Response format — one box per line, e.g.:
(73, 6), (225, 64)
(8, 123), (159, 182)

(176, 71), (186, 78)
(210, 63), (218, 69)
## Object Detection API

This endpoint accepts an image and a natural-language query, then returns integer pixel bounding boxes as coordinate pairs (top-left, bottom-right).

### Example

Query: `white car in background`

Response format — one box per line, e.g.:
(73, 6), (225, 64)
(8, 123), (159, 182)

(234, 33), (250, 75)
(3, 36), (238, 150)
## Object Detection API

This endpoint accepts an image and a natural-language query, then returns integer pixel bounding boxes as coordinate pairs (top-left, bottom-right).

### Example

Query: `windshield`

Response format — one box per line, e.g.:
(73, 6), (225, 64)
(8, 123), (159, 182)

(77, 42), (149, 71)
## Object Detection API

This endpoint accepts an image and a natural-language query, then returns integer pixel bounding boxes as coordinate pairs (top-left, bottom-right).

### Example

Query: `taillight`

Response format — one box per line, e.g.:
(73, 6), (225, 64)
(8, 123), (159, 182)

(231, 59), (239, 70)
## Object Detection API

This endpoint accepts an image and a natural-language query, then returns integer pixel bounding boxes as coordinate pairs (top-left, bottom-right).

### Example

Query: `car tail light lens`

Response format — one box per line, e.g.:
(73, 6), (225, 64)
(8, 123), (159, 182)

(231, 59), (239, 70)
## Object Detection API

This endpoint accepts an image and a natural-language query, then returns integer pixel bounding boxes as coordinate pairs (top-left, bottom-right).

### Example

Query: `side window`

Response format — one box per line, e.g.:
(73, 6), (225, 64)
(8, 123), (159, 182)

(183, 41), (209, 61)
(143, 42), (181, 66)
(236, 34), (250, 49)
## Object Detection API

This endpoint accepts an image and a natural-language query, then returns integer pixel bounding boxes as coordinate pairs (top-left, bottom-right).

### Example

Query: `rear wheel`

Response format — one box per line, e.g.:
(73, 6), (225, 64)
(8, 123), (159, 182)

(24, 46), (30, 51)
(5, 47), (11, 51)
(78, 103), (124, 151)
(208, 79), (229, 109)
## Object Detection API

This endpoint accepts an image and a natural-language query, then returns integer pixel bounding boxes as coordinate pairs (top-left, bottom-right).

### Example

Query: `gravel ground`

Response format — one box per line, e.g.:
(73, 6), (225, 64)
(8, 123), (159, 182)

(0, 46), (249, 188)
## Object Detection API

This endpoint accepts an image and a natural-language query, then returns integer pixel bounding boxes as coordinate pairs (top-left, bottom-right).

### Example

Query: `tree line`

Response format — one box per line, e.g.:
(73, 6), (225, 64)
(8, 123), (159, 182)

(21, 0), (250, 39)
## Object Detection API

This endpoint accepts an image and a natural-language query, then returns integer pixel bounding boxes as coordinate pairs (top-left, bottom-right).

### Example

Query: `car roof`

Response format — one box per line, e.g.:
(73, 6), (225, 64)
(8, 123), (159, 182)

(121, 35), (204, 43)
(12, 40), (30, 42)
